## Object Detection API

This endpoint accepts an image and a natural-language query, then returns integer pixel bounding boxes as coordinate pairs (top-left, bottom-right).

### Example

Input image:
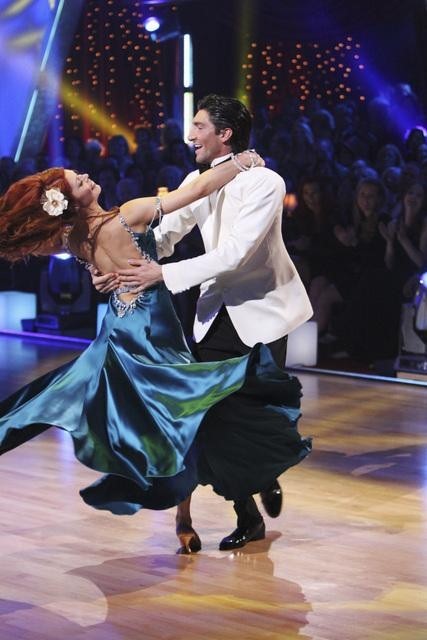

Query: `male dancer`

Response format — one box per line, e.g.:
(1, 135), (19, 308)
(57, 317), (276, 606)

(94, 95), (312, 551)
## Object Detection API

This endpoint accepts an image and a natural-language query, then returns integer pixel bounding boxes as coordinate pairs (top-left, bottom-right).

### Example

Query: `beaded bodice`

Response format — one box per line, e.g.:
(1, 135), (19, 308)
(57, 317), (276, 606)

(133, 226), (158, 262)
(64, 214), (158, 318)
(111, 216), (158, 317)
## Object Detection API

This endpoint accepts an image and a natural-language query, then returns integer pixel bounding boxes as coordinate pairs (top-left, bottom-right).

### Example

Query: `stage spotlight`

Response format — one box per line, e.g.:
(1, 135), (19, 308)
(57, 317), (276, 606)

(143, 16), (161, 33)
(34, 253), (94, 336)
(142, 11), (180, 42)
(394, 270), (427, 378)
(414, 271), (427, 343)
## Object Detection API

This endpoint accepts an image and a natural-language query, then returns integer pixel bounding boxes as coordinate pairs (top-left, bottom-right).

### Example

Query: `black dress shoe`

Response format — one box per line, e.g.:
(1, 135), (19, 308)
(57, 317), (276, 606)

(260, 479), (282, 518)
(219, 519), (265, 551)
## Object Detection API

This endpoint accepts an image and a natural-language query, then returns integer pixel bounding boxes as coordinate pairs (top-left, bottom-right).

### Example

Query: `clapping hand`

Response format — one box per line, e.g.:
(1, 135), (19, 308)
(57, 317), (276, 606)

(396, 221), (409, 246)
(379, 219), (396, 243)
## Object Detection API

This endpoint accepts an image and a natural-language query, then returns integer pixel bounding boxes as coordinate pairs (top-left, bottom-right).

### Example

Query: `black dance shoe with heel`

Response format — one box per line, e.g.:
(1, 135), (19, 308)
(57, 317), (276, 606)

(176, 523), (202, 555)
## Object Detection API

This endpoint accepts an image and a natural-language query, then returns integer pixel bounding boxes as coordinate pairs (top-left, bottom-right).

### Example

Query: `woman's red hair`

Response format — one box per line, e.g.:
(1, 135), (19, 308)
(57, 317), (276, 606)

(0, 167), (76, 262)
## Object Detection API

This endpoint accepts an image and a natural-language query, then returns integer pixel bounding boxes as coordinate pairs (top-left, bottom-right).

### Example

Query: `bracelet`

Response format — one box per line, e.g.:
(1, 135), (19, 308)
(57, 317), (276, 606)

(231, 149), (259, 172)
(154, 196), (163, 229)
(231, 154), (250, 172)
(248, 149), (259, 168)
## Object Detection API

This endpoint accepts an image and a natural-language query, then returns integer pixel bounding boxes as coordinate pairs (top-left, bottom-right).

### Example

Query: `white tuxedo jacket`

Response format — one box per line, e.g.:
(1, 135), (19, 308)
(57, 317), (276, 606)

(155, 165), (313, 346)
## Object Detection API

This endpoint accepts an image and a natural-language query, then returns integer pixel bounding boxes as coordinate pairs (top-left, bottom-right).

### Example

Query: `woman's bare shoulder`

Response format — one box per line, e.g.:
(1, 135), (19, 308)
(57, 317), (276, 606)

(118, 199), (151, 232)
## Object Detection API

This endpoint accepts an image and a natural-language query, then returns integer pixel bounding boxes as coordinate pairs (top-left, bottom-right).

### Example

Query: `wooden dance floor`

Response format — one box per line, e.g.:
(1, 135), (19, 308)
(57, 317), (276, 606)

(0, 333), (426, 640)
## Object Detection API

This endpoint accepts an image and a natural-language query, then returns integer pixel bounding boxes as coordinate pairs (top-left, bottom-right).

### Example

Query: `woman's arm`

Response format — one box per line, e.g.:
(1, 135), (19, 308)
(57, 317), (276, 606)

(379, 220), (396, 270)
(120, 151), (261, 230)
(397, 220), (427, 269)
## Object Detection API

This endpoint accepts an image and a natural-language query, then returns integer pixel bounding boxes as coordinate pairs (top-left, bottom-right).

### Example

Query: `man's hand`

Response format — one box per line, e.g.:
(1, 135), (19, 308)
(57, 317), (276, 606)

(90, 268), (121, 294)
(117, 259), (163, 293)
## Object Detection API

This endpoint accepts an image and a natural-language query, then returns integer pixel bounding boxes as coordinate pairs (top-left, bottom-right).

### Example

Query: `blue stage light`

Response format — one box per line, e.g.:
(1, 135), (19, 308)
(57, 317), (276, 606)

(143, 16), (161, 33)
(53, 252), (73, 261)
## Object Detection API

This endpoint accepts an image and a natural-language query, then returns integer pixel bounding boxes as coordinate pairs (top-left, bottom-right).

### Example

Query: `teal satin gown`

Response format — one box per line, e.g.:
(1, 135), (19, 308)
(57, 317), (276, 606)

(0, 225), (311, 514)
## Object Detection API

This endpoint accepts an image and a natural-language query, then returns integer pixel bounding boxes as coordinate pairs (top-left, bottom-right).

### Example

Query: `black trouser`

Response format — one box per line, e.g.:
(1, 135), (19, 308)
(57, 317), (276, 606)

(194, 306), (288, 367)
(194, 305), (288, 526)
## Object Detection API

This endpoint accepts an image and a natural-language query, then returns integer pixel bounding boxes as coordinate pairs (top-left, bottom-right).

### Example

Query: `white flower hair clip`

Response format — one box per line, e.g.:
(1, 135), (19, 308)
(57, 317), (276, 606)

(41, 188), (68, 217)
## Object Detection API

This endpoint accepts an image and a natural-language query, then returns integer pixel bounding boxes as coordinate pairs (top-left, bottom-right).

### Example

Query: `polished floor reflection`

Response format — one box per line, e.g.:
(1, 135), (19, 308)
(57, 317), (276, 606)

(0, 333), (426, 639)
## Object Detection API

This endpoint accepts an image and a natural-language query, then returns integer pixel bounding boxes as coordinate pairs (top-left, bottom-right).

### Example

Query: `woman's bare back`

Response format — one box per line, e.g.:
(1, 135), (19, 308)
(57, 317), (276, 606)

(68, 212), (152, 306)
(70, 211), (149, 274)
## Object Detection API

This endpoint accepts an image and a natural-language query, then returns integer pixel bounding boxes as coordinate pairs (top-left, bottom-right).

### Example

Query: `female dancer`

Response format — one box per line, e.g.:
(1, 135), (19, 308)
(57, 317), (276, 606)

(0, 154), (311, 552)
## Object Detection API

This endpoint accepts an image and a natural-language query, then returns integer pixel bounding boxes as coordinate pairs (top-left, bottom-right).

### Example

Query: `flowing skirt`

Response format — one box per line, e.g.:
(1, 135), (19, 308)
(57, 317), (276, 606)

(0, 285), (311, 514)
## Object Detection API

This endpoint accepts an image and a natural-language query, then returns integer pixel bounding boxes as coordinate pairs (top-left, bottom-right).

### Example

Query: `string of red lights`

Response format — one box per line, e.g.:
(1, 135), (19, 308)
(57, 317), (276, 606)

(242, 37), (366, 113)
(56, 0), (166, 148)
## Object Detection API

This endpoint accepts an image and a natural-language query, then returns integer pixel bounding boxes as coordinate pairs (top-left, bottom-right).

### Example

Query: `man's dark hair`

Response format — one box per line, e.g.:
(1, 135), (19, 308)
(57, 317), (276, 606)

(197, 94), (252, 153)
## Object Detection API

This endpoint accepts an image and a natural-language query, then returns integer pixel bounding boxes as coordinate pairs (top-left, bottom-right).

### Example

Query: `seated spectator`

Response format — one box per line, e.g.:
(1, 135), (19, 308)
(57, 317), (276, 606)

(380, 181), (427, 294)
(281, 120), (316, 188)
(84, 138), (105, 178)
(160, 118), (185, 150)
(415, 143), (427, 168)
(391, 163), (423, 217)
(160, 139), (194, 183)
(333, 102), (356, 140)
(381, 166), (402, 209)
(375, 143), (403, 174)
(310, 177), (387, 342)
(156, 165), (183, 191)
(107, 134), (134, 178)
(310, 108), (335, 142)
(63, 135), (87, 172)
(116, 177), (140, 206)
(333, 180), (427, 361)
(133, 126), (161, 194)
(97, 160), (120, 210)
(335, 159), (378, 223)
(124, 164), (145, 196)
(286, 177), (338, 288)
(404, 126), (426, 162)
(367, 95), (395, 148)
(266, 129), (291, 183)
